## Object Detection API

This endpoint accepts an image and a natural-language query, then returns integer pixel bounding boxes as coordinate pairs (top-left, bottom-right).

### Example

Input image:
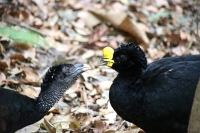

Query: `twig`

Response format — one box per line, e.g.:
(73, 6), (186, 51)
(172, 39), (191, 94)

(187, 79), (200, 133)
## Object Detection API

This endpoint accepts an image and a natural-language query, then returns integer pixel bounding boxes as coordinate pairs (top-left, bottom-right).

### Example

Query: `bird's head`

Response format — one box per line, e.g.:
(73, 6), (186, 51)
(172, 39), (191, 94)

(41, 64), (91, 92)
(101, 43), (147, 73)
(37, 64), (90, 111)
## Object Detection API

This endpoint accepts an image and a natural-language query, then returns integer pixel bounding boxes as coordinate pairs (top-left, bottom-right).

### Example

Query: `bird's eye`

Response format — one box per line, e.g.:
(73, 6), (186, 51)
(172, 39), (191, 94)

(120, 54), (127, 61)
(66, 67), (70, 71)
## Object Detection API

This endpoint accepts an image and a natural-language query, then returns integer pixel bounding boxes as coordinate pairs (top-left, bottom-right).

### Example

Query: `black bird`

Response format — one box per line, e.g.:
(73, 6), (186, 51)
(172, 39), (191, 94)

(0, 64), (90, 133)
(101, 43), (200, 133)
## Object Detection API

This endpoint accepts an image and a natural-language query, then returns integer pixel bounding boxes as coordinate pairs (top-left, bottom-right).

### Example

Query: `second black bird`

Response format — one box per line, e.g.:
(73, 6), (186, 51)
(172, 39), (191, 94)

(102, 43), (200, 133)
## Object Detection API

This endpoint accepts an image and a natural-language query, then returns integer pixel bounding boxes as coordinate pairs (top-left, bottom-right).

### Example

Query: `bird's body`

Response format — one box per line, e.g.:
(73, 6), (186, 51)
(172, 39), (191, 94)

(0, 64), (90, 133)
(0, 89), (42, 132)
(102, 43), (200, 133)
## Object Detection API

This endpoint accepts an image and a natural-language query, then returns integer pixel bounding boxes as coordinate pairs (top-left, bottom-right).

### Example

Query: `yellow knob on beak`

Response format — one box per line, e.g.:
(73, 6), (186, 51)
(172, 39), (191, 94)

(102, 47), (115, 67)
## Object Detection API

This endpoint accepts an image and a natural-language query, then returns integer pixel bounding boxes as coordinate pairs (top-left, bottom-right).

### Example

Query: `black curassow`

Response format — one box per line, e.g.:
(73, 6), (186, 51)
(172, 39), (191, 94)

(0, 64), (90, 133)
(102, 43), (200, 133)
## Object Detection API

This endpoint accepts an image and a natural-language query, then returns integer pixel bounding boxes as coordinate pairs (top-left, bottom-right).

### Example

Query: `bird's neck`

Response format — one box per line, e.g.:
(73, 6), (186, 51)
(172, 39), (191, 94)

(116, 73), (141, 88)
(109, 69), (144, 122)
(36, 83), (67, 112)
(111, 68), (144, 100)
(118, 68), (142, 83)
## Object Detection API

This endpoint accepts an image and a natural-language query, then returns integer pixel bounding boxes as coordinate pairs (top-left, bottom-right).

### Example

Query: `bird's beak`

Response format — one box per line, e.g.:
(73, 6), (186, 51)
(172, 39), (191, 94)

(74, 64), (91, 73)
(82, 64), (91, 72)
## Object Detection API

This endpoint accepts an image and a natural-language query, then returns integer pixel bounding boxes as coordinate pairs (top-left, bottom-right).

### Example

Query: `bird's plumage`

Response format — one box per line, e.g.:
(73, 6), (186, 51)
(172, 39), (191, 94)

(102, 43), (200, 133)
(0, 89), (39, 132)
(0, 64), (90, 133)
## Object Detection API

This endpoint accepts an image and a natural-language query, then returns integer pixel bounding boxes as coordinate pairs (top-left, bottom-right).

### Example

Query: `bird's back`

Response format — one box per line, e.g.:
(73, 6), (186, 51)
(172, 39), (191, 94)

(139, 55), (200, 133)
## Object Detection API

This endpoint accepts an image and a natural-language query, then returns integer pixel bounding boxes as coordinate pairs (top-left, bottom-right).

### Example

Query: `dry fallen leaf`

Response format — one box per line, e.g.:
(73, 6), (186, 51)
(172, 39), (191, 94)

(123, 128), (144, 133)
(97, 81), (113, 90)
(56, 123), (62, 133)
(96, 98), (107, 106)
(147, 48), (165, 60)
(180, 30), (191, 41)
(81, 85), (88, 107)
(89, 9), (149, 49)
(0, 72), (6, 85)
(69, 120), (81, 131)
(50, 115), (75, 130)
(172, 46), (187, 56)
(103, 129), (116, 133)
(88, 24), (108, 44)
(44, 113), (54, 121)
(155, 0), (169, 8)
(0, 60), (9, 70)
(10, 53), (26, 62)
(19, 86), (38, 99)
(43, 118), (56, 133)
(94, 119), (105, 133)
(21, 66), (39, 82)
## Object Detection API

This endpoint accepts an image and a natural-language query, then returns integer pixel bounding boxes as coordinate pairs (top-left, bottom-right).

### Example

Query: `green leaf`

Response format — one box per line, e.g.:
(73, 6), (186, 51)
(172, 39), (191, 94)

(150, 11), (174, 22)
(0, 24), (48, 47)
(8, 69), (23, 77)
(3, 85), (12, 90)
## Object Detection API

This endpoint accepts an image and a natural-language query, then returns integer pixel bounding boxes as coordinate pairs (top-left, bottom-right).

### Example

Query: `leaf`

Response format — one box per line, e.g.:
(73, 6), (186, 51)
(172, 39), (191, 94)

(69, 121), (81, 131)
(123, 128), (144, 133)
(155, 0), (169, 8)
(188, 80), (200, 133)
(50, 115), (75, 130)
(0, 23), (48, 47)
(97, 81), (113, 90)
(21, 66), (39, 82)
(103, 129), (116, 133)
(19, 86), (38, 99)
(56, 123), (62, 133)
(10, 53), (26, 61)
(43, 118), (56, 133)
(8, 68), (23, 76)
(74, 108), (94, 116)
(89, 9), (149, 49)
(81, 85), (88, 107)
(0, 72), (6, 84)
(85, 12), (101, 29)
(0, 60), (9, 70)
(94, 119), (105, 133)
(149, 11), (174, 22)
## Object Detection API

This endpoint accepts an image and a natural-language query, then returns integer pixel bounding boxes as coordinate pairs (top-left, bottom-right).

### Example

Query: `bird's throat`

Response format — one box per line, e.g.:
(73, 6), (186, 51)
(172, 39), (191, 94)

(36, 85), (66, 111)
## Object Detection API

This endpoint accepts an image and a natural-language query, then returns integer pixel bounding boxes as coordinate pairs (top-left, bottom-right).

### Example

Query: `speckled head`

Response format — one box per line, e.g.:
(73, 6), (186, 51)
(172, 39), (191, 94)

(38, 63), (91, 111)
